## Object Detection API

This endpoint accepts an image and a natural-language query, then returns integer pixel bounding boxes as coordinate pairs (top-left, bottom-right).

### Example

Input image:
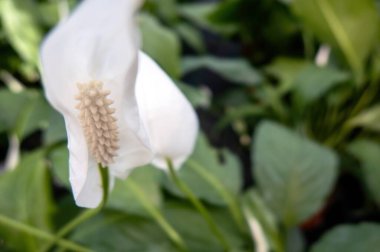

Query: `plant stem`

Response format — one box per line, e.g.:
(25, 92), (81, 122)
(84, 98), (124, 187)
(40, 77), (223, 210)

(166, 158), (231, 251)
(127, 180), (187, 251)
(187, 159), (246, 232)
(42, 164), (109, 252)
(0, 214), (91, 252)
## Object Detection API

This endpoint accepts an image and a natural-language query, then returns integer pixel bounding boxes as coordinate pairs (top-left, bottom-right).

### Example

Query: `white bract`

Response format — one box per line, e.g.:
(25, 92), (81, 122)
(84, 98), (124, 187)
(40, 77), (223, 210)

(40, 0), (198, 208)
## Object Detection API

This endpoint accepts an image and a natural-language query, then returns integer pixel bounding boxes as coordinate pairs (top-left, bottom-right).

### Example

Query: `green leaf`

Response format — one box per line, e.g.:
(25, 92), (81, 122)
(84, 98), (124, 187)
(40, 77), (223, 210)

(347, 104), (380, 132)
(174, 22), (205, 52)
(107, 166), (163, 217)
(294, 64), (349, 103)
(182, 56), (262, 86)
(292, 0), (379, 83)
(139, 13), (181, 79)
(71, 210), (176, 252)
(163, 201), (249, 251)
(43, 109), (66, 145)
(178, 3), (238, 35)
(164, 133), (242, 206)
(0, 151), (54, 251)
(49, 145), (70, 188)
(264, 57), (309, 94)
(347, 140), (380, 206)
(0, 89), (51, 139)
(0, 0), (42, 67)
(253, 121), (338, 227)
(311, 223), (380, 252)
(177, 82), (210, 108)
(242, 190), (283, 252)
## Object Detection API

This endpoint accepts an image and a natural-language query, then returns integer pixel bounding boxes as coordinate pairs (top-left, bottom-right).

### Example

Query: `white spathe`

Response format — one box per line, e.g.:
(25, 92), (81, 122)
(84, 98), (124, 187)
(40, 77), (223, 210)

(136, 52), (199, 169)
(40, 0), (152, 208)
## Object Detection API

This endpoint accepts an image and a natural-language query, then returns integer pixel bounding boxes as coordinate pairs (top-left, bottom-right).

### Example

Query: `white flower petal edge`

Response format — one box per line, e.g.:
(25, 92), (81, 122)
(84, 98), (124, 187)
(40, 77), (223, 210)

(136, 52), (199, 169)
(40, 0), (152, 208)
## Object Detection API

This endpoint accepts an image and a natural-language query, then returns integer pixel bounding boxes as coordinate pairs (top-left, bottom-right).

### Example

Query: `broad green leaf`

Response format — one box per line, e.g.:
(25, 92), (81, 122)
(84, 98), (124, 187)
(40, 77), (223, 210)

(164, 133), (241, 206)
(311, 223), (380, 252)
(163, 201), (250, 251)
(347, 104), (380, 132)
(182, 56), (262, 86)
(43, 109), (66, 144)
(139, 13), (181, 79)
(294, 64), (349, 103)
(178, 3), (238, 35)
(0, 151), (53, 251)
(292, 0), (379, 82)
(0, 0), (42, 67)
(107, 166), (163, 217)
(71, 210), (176, 252)
(0, 89), (51, 139)
(347, 140), (380, 206)
(253, 121), (338, 227)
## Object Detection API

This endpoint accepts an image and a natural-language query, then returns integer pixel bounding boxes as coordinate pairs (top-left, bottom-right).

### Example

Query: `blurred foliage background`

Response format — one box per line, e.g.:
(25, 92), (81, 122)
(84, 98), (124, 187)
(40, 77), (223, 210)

(1, 0), (380, 251)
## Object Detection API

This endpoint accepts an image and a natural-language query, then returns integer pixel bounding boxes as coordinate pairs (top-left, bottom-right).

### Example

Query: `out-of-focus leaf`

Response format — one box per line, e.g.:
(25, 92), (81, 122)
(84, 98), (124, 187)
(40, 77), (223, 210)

(242, 190), (283, 252)
(253, 121), (338, 227)
(139, 13), (181, 79)
(0, 0), (42, 67)
(183, 56), (262, 86)
(175, 22), (205, 52)
(178, 3), (238, 35)
(265, 57), (308, 94)
(0, 89), (51, 139)
(292, 0), (379, 82)
(163, 201), (250, 251)
(164, 133), (242, 206)
(177, 82), (210, 108)
(0, 151), (53, 251)
(71, 210), (176, 252)
(44, 109), (66, 144)
(107, 166), (163, 217)
(347, 140), (380, 206)
(311, 223), (380, 252)
(294, 64), (349, 103)
(285, 228), (305, 252)
(347, 105), (380, 132)
(49, 145), (70, 188)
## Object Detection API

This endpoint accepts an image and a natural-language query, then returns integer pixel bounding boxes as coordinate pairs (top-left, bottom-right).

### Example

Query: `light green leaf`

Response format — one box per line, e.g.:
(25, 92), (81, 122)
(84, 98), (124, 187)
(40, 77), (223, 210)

(43, 109), (66, 145)
(311, 223), (380, 252)
(294, 64), (349, 103)
(253, 121), (338, 227)
(139, 13), (181, 79)
(107, 166), (163, 217)
(347, 104), (380, 132)
(292, 0), (379, 83)
(347, 140), (380, 206)
(0, 151), (54, 251)
(49, 145), (70, 188)
(164, 133), (242, 206)
(182, 56), (262, 86)
(0, 0), (42, 67)
(177, 82), (210, 108)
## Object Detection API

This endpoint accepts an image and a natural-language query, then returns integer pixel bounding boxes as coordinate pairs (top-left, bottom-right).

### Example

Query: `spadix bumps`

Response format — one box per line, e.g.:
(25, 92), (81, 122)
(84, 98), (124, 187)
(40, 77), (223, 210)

(75, 81), (119, 166)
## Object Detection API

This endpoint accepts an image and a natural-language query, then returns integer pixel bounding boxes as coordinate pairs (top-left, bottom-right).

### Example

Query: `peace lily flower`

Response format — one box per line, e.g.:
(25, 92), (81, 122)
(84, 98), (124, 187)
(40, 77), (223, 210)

(40, 0), (198, 208)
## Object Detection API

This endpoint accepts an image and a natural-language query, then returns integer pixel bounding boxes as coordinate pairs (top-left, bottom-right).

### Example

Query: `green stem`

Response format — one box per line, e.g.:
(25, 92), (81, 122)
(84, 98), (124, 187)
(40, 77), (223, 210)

(187, 159), (246, 232)
(166, 158), (231, 251)
(127, 180), (187, 251)
(0, 214), (91, 252)
(42, 164), (109, 252)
